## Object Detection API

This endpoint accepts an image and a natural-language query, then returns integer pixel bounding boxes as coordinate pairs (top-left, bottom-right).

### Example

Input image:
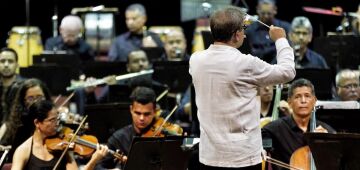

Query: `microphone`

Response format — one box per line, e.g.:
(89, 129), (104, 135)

(293, 44), (301, 57)
(175, 48), (182, 59)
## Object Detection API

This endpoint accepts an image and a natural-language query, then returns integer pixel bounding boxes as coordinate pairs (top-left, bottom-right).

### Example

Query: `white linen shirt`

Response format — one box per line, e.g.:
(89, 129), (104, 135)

(189, 38), (295, 167)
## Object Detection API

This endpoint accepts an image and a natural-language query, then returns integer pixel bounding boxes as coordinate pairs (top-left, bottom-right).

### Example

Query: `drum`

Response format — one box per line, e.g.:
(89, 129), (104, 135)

(7, 26), (43, 67)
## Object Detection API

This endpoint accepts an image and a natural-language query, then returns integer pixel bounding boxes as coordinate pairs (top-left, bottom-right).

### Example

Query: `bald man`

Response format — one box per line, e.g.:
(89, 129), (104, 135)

(45, 15), (95, 61)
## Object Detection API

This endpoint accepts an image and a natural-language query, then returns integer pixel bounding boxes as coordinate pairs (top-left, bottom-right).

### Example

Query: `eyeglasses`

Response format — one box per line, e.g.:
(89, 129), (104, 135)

(25, 95), (45, 104)
(44, 116), (59, 123)
(339, 83), (359, 90)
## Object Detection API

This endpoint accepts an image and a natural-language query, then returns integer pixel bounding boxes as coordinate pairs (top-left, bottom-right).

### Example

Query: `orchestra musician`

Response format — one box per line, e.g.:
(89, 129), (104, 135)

(288, 16), (328, 69)
(245, 0), (291, 64)
(334, 69), (360, 102)
(108, 3), (164, 62)
(45, 15), (95, 61)
(189, 6), (295, 170)
(95, 86), (181, 169)
(11, 99), (108, 170)
(2, 78), (52, 160)
(162, 29), (190, 61)
(0, 48), (24, 127)
(261, 78), (335, 170)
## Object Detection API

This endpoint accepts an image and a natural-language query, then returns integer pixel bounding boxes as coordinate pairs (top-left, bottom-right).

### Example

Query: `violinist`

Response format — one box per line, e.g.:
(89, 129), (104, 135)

(11, 100), (108, 170)
(96, 86), (175, 169)
(261, 78), (335, 170)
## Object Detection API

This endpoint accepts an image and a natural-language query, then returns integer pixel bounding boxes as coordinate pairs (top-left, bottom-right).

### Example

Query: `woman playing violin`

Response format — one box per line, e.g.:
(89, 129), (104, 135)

(261, 79), (335, 170)
(11, 100), (108, 170)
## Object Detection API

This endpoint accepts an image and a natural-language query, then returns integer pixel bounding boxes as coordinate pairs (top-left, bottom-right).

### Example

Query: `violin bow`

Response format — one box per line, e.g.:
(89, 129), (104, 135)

(156, 88), (169, 102)
(152, 105), (178, 137)
(52, 115), (88, 170)
(56, 92), (75, 109)
(53, 94), (62, 105)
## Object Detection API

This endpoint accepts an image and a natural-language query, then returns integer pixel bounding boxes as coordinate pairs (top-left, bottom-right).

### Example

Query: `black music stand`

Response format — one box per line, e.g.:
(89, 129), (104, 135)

(81, 61), (127, 78)
(124, 136), (190, 170)
(201, 30), (251, 54)
(313, 35), (360, 72)
(85, 102), (132, 143)
(316, 109), (360, 133)
(305, 133), (360, 170)
(141, 47), (165, 62)
(152, 60), (191, 93)
(20, 65), (79, 95)
(33, 53), (82, 67)
(291, 69), (334, 100)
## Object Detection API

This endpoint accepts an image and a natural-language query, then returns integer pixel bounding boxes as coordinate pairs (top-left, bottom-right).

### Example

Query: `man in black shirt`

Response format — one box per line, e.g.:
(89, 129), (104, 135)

(45, 15), (95, 61)
(262, 78), (335, 170)
(95, 86), (157, 169)
(0, 48), (23, 125)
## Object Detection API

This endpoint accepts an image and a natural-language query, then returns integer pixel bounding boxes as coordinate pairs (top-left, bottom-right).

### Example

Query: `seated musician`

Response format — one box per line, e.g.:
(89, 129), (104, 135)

(11, 100), (108, 170)
(95, 86), (181, 169)
(74, 49), (166, 114)
(261, 78), (336, 170)
(45, 15), (95, 61)
(161, 29), (190, 61)
(334, 69), (360, 102)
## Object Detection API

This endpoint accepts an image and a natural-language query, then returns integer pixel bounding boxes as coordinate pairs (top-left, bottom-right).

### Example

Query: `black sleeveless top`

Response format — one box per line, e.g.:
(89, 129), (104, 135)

(24, 138), (68, 170)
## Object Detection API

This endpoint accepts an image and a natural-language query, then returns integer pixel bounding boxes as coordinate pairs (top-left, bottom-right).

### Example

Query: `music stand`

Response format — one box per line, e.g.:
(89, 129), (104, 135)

(81, 61), (127, 78)
(305, 133), (360, 170)
(85, 102), (132, 143)
(152, 60), (191, 93)
(291, 69), (334, 100)
(33, 53), (82, 67)
(316, 109), (360, 133)
(20, 65), (79, 95)
(141, 47), (165, 62)
(313, 35), (360, 72)
(124, 136), (190, 170)
(201, 30), (251, 54)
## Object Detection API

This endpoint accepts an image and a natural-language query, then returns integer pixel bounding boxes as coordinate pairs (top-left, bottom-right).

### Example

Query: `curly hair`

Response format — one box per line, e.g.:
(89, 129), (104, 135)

(1, 78), (51, 144)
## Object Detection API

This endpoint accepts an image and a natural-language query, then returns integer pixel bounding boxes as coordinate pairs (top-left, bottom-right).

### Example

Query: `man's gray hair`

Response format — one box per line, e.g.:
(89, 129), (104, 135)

(290, 16), (313, 33)
(126, 3), (147, 16)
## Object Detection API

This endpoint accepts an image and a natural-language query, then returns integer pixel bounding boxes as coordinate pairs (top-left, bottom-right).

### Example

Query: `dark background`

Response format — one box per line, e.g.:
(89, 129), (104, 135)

(0, 0), (359, 51)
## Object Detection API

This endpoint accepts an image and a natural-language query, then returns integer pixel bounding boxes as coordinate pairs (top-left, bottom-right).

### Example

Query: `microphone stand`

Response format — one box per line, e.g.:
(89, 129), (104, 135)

(25, 0), (31, 66)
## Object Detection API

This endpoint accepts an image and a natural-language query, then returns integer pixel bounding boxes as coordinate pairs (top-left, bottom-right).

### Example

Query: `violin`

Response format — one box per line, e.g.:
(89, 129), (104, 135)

(45, 126), (126, 163)
(142, 105), (183, 137)
(142, 116), (183, 137)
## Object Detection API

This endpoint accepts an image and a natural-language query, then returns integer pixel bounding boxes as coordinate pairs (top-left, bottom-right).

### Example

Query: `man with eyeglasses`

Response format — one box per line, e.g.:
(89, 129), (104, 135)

(335, 69), (360, 101)
(245, 0), (290, 64)
(189, 6), (295, 170)
(288, 16), (328, 69)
